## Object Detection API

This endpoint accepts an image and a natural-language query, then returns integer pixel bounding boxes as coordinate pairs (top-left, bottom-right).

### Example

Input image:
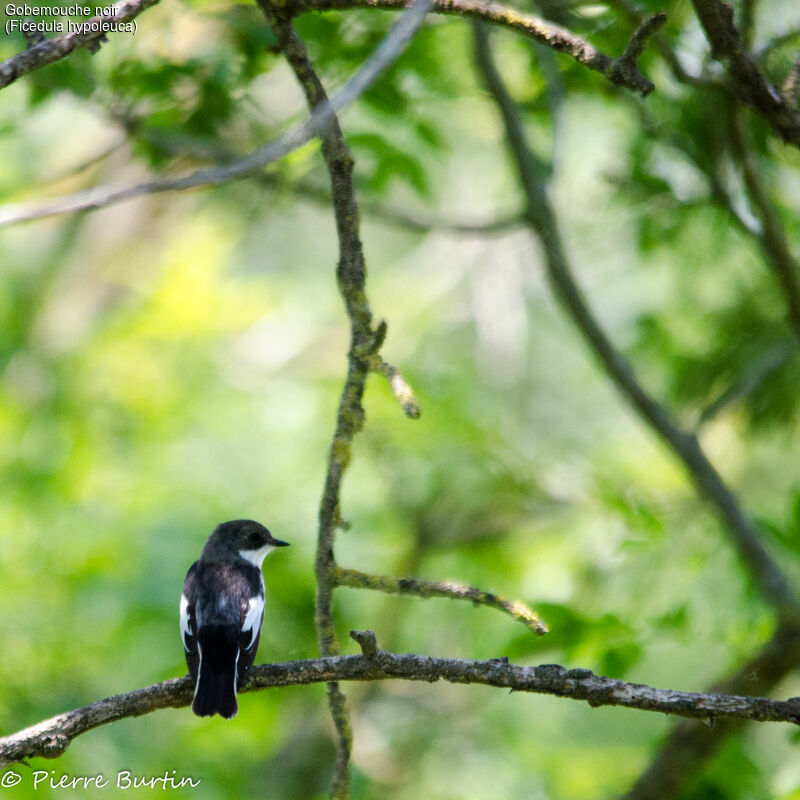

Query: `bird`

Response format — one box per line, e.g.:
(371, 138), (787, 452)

(180, 520), (289, 719)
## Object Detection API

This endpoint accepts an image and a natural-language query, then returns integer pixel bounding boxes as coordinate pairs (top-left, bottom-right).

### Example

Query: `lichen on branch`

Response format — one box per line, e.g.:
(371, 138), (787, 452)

(4, 640), (800, 769)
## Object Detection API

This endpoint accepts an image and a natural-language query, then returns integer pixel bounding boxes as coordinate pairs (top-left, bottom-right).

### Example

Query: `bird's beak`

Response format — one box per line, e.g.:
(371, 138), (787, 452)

(271, 538), (290, 547)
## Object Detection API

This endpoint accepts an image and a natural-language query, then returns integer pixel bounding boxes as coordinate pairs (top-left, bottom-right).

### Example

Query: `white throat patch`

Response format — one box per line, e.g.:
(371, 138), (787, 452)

(239, 544), (276, 569)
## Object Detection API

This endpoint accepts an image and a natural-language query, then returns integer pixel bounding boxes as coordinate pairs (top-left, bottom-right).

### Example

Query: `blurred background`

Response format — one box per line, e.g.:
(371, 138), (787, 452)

(2, 0), (800, 796)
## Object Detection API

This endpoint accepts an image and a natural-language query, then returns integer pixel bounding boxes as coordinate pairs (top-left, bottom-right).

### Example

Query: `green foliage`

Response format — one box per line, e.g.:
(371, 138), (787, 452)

(1, 0), (800, 799)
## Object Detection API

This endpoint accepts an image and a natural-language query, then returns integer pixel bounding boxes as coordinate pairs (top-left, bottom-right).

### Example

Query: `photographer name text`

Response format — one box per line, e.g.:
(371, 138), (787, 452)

(1, 770), (200, 790)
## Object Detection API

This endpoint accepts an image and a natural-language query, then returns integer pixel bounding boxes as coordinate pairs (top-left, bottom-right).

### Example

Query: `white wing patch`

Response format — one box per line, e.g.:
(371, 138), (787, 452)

(242, 595), (264, 651)
(180, 594), (192, 652)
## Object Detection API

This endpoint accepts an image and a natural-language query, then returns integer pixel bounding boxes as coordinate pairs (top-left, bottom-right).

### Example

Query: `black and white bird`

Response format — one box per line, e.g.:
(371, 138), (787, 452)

(180, 520), (289, 719)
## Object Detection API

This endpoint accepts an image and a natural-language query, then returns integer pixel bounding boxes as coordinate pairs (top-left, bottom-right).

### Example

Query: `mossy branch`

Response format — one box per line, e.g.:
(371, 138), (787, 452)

(335, 568), (547, 634)
(367, 356), (422, 419)
(256, 3), (430, 796)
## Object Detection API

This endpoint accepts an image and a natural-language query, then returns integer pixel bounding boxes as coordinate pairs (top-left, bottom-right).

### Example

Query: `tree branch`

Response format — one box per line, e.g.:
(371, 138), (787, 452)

(0, 131), (524, 233)
(256, 4), (427, 796)
(607, 12), (667, 90)
(292, 0), (663, 96)
(623, 620), (800, 800)
(606, 0), (711, 88)
(0, 0), (161, 91)
(268, 18), (364, 794)
(334, 567), (548, 634)
(4, 641), (800, 769)
(0, 0), (430, 228)
(471, 20), (800, 622)
(689, 0), (800, 148)
(632, 99), (800, 360)
(0, 0), (663, 228)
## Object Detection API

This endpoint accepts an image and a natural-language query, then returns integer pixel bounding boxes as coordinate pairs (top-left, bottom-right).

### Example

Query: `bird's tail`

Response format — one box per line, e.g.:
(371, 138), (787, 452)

(192, 624), (240, 719)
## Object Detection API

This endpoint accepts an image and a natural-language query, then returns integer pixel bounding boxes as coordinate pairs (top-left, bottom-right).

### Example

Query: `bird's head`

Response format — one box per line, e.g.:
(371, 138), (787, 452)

(202, 519), (290, 566)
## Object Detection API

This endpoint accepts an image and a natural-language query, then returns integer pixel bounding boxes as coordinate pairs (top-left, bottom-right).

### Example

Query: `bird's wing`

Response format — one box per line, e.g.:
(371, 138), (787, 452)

(240, 594), (265, 652)
(180, 562), (199, 655)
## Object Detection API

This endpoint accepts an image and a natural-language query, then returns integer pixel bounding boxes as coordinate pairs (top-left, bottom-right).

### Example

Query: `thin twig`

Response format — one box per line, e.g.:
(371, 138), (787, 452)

(294, 0), (663, 95)
(369, 359), (422, 418)
(0, 130), (524, 233)
(104, 105), (520, 235)
(620, 12), (668, 63)
(4, 643), (800, 768)
(605, 0), (711, 87)
(471, 20), (800, 622)
(334, 567), (548, 634)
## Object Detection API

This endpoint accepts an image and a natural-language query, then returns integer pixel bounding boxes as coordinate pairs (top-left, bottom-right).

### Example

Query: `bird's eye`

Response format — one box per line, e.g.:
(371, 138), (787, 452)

(248, 532), (261, 546)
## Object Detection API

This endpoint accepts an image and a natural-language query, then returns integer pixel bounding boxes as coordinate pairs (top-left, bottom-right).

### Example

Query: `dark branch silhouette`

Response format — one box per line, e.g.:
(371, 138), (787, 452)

(473, 20), (800, 799)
